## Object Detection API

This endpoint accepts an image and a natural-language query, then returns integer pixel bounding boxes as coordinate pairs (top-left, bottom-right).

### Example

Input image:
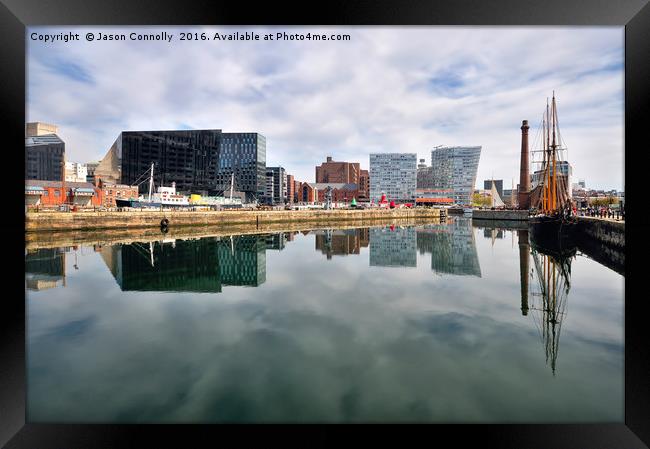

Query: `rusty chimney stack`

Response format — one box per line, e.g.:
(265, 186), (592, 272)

(518, 120), (530, 209)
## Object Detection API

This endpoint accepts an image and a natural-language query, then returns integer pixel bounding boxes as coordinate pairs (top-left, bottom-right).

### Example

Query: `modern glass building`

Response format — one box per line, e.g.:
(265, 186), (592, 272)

(25, 134), (65, 181)
(417, 166), (435, 189)
(369, 153), (417, 202)
(219, 133), (267, 202)
(430, 146), (481, 205)
(96, 130), (266, 202)
(265, 166), (287, 205)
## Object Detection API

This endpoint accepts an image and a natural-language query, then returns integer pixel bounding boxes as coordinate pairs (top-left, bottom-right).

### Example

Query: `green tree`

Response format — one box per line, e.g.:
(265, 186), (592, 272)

(589, 197), (617, 207)
(472, 193), (492, 208)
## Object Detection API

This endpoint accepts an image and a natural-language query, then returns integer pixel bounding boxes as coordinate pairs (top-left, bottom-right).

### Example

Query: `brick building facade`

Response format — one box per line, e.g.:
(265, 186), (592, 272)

(315, 157), (360, 184)
(286, 174), (295, 204)
(296, 182), (360, 204)
(97, 179), (139, 207)
(25, 180), (102, 208)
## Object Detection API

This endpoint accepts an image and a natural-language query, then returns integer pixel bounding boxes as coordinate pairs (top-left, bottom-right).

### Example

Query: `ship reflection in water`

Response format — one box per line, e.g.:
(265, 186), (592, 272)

(517, 227), (573, 375)
(26, 217), (623, 423)
(529, 244), (572, 375)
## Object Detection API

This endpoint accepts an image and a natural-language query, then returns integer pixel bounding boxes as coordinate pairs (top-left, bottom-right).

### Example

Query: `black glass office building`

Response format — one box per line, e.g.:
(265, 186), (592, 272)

(25, 134), (65, 181)
(219, 133), (266, 202)
(113, 130), (221, 194)
(102, 130), (266, 201)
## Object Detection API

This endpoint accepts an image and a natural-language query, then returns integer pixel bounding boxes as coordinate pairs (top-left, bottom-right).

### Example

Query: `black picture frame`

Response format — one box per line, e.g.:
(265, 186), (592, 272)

(2, 0), (648, 447)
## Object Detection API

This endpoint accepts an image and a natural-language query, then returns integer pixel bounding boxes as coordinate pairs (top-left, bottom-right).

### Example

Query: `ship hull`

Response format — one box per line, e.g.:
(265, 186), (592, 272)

(115, 199), (192, 208)
(529, 215), (577, 258)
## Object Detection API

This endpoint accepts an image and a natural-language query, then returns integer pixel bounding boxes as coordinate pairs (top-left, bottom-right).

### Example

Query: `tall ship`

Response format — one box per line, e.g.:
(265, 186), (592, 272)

(528, 92), (577, 255)
(115, 163), (191, 208)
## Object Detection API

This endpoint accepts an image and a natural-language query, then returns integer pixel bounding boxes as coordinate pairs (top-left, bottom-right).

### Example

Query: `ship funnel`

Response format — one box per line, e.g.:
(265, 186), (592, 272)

(518, 120), (530, 209)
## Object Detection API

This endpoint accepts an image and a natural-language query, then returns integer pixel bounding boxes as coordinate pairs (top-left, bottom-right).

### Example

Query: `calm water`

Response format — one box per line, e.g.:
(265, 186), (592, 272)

(25, 217), (624, 423)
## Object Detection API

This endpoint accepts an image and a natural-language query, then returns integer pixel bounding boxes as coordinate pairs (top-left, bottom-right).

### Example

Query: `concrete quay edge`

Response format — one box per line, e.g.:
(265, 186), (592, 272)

(25, 208), (444, 232)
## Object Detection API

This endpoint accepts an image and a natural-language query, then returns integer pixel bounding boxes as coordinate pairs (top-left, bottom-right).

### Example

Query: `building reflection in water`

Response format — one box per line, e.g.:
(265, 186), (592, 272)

(369, 226), (417, 267)
(483, 227), (504, 242)
(310, 218), (482, 275)
(25, 247), (67, 291)
(265, 233), (288, 251)
(217, 235), (267, 287)
(26, 220), (484, 293)
(416, 218), (481, 276)
(100, 235), (267, 293)
(314, 228), (370, 259)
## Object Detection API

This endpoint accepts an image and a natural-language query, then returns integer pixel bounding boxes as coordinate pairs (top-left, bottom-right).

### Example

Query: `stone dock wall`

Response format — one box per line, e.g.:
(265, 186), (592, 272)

(574, 217), (625, 275)
(575, 216), (625, 249)
(25, 208), (444, 233)
(471, 210), (529, 221)
(25, 216), (443, 250)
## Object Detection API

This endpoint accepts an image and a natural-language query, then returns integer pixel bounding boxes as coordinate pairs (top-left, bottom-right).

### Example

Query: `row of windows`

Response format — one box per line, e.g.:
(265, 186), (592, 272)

(37, 190), (60, 196)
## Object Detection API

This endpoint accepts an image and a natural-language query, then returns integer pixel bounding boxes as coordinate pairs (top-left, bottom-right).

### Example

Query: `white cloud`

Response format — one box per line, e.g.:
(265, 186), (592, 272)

(27, 26), (624, 190)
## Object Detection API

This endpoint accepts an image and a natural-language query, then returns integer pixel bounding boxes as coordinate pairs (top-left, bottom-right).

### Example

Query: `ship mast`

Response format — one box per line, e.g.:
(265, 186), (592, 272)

(551, 91), (558, 212)
(542, 98), (550, 214)
(148, 162), (154, 202)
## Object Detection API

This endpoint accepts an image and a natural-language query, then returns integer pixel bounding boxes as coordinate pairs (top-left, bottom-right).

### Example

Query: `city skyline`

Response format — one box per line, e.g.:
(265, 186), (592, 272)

(27, 26), (624, 190)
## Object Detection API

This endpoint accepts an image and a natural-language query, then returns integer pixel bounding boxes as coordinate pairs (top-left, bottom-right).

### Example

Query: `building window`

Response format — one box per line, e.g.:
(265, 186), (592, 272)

(54, 190), (60, 196)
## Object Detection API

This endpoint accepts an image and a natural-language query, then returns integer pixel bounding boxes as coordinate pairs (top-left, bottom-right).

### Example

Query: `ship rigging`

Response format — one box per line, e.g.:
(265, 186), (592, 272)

(528, 244), (573, 375)
(528, 92), (578, 254)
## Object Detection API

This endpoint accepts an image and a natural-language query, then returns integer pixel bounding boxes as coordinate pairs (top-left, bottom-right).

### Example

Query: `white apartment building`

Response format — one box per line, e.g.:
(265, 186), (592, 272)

(65, 161), (88, 183)
(369, 153), (417, 202)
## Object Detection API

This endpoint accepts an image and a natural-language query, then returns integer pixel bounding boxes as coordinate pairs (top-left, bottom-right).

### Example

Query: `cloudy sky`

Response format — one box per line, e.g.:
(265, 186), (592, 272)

(27, 26), (624, 191)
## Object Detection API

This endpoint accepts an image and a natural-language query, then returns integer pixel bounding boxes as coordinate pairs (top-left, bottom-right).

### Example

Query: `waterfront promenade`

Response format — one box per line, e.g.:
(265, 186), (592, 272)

(25, 207), (445, 233)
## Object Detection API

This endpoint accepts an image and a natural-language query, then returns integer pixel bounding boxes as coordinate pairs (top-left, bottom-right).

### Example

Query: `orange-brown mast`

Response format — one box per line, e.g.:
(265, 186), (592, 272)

(551, 92), (557, 212)
(543, 98), (551, 213)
